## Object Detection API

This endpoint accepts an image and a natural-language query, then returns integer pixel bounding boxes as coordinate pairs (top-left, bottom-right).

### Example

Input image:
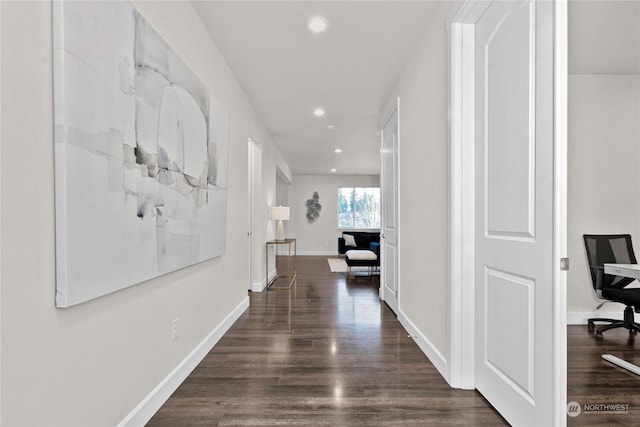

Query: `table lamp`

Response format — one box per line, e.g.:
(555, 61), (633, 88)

(271, 206), (290, 241)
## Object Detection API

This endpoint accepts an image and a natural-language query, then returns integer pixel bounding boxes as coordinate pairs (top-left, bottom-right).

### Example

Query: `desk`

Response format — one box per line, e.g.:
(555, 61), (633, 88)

(266, 238), (296, 289)
(604, 263), (640, 279)
(600, 263), (640, 376)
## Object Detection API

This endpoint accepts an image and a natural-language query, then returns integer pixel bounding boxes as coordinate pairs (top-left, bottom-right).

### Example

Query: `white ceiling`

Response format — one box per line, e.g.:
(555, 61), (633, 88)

(192, 1), (640, 175)
(192, 1), (446, 175)
(569, 0), (640, 75)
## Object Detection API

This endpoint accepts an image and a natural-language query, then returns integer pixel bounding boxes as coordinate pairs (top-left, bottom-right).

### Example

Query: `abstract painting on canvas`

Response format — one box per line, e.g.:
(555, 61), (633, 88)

(53, 1), (229, 307)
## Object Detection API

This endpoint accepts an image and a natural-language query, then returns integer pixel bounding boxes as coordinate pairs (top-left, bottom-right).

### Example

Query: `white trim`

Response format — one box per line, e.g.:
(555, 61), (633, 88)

(251, 280), (267, 293)
(552, 1), (568, 425)
(398, 310), (449, 383)
(567, 311), (621, 326)
(447, 0), (490, 391)
(252, 268), (278, 292)
(248, 138), (255, 291)
(276, 250), (299, 256)
(447, 18), (462, 390)
(117, 297), (250, 427)
(296, 250), (337, 256)
(396, 97), (401, 312)
(0, 3), (3, 420)
(0, 1), (3, 417)
(446, 0), (492, 27)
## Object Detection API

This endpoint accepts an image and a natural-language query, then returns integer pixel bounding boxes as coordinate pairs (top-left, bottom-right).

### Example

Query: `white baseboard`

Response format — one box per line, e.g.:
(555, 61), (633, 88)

(398, 311), (450, 386)
(118, 296), (250, 427)
(251, 281), (266, 292)
(567, 311), (623, 325)
(250, 269), (277, 292)
(296, 250), (338, 256)
(276, 250), (303, 256)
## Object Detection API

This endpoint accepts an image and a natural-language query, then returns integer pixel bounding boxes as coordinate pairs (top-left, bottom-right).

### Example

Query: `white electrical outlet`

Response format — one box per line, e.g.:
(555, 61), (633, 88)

(171, 318), (179, 341)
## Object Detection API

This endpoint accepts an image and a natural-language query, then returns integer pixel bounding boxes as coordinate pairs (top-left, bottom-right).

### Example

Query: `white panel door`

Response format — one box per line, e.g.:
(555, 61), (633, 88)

(474, 1), (557, 425)
(249, 140), (263, 291)
(247, 139), (256, 290)
(381, 104), (399, 313)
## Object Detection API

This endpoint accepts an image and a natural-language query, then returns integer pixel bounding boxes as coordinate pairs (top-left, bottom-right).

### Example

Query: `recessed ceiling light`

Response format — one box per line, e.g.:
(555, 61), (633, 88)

(331, 168), (337, 173)
(307, 16), (328, 33)
(334, 148), (342, 154)
(327, 124), (336, 131)
(313, 108), (325, 117)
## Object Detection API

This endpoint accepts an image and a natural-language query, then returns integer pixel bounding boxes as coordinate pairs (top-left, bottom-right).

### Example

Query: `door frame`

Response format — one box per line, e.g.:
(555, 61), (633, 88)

(247, 138), (255, 291)
(248, 138), (264, 292)
(379, 98), (400, 309)
(446, 0), (567, 423)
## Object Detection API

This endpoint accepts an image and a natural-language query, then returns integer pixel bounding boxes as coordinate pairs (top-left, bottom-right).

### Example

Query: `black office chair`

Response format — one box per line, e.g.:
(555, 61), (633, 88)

(583, 234), (640, 341)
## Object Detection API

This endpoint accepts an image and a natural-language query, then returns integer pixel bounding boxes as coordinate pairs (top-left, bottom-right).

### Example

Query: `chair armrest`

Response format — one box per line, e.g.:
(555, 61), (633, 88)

(370, 242), (380, 257)
(591, 266), (605, 297)
(338, 237), (346, 254)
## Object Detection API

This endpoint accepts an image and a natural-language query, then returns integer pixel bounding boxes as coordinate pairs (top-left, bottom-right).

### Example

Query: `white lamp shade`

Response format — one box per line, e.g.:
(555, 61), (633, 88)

(271, 206), (290, 221)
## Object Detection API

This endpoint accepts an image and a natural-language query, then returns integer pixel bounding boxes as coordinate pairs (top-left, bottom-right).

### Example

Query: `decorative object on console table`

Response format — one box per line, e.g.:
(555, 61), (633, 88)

(305, 191), (322, 223)
(271, 206), (290, 241)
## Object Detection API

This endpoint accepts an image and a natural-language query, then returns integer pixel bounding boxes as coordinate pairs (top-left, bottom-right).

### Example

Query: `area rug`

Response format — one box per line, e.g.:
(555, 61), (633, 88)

(327, 258), (348, 272)
(327, 258), (371, 273)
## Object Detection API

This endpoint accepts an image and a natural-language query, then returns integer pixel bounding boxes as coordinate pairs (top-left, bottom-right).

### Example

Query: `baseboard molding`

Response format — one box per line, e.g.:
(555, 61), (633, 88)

(250, 269), (277, 292)
(567, 311), (623, 325)
(398, 311), (450, 386)
(118, 296), (250, 427)
(297, 250), (338, 256)
(251, 280), (266, 292)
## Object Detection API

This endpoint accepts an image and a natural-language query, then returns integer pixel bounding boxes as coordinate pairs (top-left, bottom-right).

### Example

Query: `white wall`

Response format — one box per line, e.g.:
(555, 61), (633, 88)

(567, 74), (640, 322)
(291, 174), (379, 255)
(381, 3), (452, 368)
(0, 1), (287, 425)
(566, 0), (640, 323)
(276, 175), (290, 207)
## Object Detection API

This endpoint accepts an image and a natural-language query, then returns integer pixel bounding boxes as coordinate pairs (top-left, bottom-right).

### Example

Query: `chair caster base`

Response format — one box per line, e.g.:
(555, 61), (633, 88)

(596, 331), (603, 342)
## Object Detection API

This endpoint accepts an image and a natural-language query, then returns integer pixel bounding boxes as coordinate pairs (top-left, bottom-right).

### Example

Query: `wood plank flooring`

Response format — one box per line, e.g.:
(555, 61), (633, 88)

(567, 324), (640, 426)
(148, 256), (506, 426)
(148, 255), (640, 426)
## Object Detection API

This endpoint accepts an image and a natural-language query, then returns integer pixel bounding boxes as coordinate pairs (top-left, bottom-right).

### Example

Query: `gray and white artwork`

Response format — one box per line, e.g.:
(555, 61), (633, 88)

(53, 1), (229, 307)
(305, 192), (322, 223)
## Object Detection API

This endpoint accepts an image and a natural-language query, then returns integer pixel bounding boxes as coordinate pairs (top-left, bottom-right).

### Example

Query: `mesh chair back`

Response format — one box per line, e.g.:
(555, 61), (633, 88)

(583, 234), (637, 290)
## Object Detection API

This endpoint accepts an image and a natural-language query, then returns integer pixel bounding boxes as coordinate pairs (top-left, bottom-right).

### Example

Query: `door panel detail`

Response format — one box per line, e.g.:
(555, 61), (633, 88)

(485, 268), (535, 402)
(474, 1), (557, 424)
(485, 2), (536, 240)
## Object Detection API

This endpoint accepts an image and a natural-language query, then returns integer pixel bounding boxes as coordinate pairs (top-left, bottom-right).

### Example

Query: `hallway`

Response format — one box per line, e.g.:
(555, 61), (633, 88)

(148, 256), (505, 425)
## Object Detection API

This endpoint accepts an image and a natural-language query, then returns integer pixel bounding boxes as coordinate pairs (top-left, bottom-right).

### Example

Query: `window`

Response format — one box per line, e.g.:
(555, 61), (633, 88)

(337, 187), (380, 229)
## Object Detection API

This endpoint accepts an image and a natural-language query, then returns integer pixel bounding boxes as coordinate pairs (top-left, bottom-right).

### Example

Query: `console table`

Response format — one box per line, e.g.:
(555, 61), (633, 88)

(266, 238), (296, 289)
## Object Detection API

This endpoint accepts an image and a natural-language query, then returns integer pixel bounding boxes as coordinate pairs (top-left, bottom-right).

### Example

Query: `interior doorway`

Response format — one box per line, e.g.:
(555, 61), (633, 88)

(248, 138), (262, 291)
(380, 99), (400, 314)
(447, 0), (567, 425)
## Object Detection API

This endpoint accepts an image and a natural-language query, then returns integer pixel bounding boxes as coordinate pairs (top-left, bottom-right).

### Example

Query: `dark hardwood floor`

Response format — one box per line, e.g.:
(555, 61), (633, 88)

(147, 256), (640, 426)
(567, 324), (640, 426)
(148, 256), (506, 426)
